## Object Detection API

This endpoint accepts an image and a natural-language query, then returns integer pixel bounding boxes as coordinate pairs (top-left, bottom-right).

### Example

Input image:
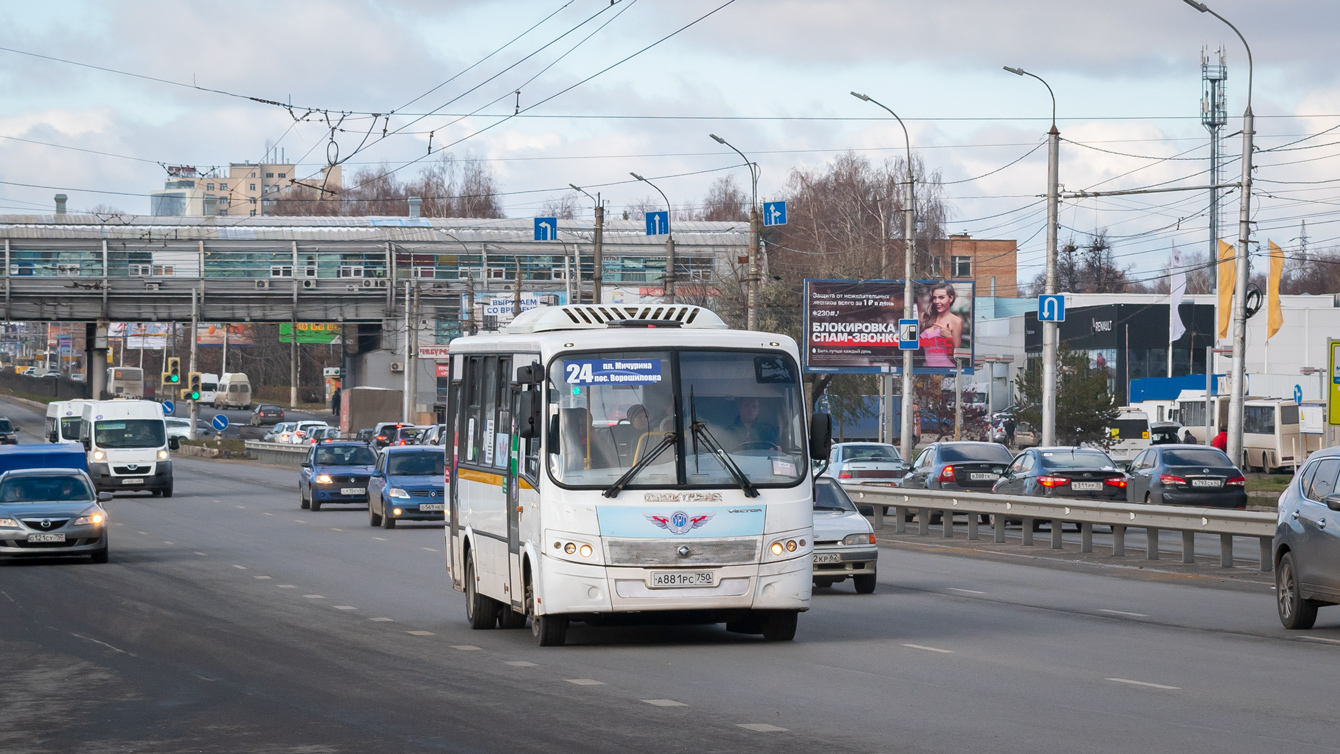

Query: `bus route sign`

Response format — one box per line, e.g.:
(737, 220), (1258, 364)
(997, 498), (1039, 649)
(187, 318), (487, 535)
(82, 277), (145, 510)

(563, 359), (663, 386)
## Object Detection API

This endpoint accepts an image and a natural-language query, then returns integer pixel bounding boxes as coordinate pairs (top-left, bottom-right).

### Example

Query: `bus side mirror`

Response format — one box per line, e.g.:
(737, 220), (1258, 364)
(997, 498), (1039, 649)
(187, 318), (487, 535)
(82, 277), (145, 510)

(82, 438), (91, 450)
(517, 392), (542, 439)
(516, 363), (544, 385)
(809, 413), (832, 461)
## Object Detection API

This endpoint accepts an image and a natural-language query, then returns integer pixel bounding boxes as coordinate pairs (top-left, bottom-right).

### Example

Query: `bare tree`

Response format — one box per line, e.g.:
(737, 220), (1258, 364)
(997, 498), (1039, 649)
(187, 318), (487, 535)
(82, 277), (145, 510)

(271, 151), (505, 218)
(696, 175), (748, 221)
(622, 195), (661, 221)
(540, 192), (580, 220)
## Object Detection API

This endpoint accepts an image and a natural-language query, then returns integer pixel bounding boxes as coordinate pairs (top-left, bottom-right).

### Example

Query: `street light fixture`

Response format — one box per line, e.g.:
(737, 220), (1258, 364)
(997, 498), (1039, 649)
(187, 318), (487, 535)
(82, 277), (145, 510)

(1003, 65), (1060, 448)
(570, 183), (605, 304)
(709, 134), (761, 330)
(630, 172), (676, 303)
(850, 91), (915, 463)
(1183, 0), (1254, 467)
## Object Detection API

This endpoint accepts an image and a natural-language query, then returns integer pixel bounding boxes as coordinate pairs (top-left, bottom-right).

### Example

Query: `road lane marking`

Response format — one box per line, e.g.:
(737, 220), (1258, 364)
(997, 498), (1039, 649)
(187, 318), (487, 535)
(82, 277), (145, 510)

(737, 724), (787, 732)
(331, 528), (344, 532)
(947, 588), (986, 595)
(1300, 635), (1340, 645)
(421, 547), (437, 552)
(231, 565), (248, 570)
(294, 520), (306, 523)
(903, 643), (954, 654)
(642, 699), (687, 707)
(566, 679), (604, 686)
(1107, 678), (1179, 690)
(370, 617), (395, 622)
(1099, 609), (1149, 618)
(163, 541), (173, 545)
(451, 645), (482, 651)
(407, 630), (435, 636)
(504, 661), (537, 667)
(137, 531), (148, 535)
(254, 576), (271, 580)
(334, 606), (357, 610)
(277, 585), (296, 588)
(372, 536), (387, 541)
(194, 552), (207, 556)
(303, 595), (324, 599)
(262, 512), (274, 516)
(235, 505), (245, 509)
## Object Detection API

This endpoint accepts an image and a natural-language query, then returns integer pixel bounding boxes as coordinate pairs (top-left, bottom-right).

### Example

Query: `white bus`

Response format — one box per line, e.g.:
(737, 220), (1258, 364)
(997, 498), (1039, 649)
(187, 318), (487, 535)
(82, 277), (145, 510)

(199, 373), (219, 405)
(106, 367), (144, 399)
(445, 305), (826, 646)
(1242, 398), (1303, 473)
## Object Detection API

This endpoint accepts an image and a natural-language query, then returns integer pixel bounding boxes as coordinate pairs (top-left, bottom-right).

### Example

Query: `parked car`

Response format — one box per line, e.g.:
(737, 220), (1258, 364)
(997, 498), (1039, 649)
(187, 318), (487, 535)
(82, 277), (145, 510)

(1149, 422), (1183, 445)
(250, 404), (285, 426)
(811, 478), (878, 593)
(900, 441), (1014, 491)
(0, 416), (18, 445)
(299, 440), (378, 511)
(1123, 445), (1246, 508)
(823, 442), (906, 486)
(993, 447), (1127, 500)
(0, 468), (112, 563)
(1013, 421), (1040, 449)
(1274, 447), (1340, 629)
(264, 422), (297, 443)
(288, 421), (330, 445)
(367, 445), (446, 529)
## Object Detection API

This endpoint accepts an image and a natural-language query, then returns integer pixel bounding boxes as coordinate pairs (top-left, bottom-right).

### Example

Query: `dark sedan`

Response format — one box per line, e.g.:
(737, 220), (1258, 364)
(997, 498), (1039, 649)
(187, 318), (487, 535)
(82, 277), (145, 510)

(250, 404), (285, 426)
(900, 441), (1014, 491)
(0, 417), (17, 444)
(993, 447), (1127, 500)
(1124, 445), (1246, 508)
(299, 441), (377, 511)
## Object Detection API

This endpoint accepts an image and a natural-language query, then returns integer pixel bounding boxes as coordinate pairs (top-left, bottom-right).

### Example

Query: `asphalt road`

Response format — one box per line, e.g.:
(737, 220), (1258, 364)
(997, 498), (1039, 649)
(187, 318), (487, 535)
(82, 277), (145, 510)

(3, 399), (1340, 753)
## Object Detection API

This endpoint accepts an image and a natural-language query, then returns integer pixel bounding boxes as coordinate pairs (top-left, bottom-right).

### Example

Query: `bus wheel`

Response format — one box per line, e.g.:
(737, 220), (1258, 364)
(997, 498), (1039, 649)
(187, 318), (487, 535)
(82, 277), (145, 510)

(465, 554), (499, 630)
(499, 605), (527, 629)
(761, 611), (798, 641)
(526, 574), (567, 646)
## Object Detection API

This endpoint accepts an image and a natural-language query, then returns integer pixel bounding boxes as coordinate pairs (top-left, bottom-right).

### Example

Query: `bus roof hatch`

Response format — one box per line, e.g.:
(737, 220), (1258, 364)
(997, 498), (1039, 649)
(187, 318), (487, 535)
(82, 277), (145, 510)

(505, 304), (728, 334)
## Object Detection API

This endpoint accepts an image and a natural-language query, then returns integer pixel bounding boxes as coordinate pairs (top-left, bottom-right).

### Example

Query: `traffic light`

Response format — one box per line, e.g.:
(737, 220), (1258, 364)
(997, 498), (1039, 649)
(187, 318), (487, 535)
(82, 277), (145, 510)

(185, 372), (202, 401)
(165, 357), (181, 385)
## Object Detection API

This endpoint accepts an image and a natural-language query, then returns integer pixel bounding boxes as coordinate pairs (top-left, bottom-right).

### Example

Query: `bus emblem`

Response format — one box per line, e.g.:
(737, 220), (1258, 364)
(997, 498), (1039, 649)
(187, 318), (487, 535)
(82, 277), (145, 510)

(644, 511), (714, 535)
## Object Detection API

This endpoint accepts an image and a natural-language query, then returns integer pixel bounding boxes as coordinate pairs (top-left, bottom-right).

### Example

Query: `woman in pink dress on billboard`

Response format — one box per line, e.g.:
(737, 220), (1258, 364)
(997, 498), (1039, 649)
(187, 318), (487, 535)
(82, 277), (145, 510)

(919, 282), (962, 368)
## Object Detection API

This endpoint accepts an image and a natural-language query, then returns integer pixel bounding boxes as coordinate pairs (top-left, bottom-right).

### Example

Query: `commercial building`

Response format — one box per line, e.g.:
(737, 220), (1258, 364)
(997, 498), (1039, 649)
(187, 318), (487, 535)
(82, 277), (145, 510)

(150, 163), (341, 217)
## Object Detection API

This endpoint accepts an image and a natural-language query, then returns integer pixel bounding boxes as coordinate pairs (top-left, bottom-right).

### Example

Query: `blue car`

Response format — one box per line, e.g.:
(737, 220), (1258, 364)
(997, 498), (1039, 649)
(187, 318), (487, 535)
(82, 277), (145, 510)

(368, 445), (446, 529)
(299, 441), (378, 512)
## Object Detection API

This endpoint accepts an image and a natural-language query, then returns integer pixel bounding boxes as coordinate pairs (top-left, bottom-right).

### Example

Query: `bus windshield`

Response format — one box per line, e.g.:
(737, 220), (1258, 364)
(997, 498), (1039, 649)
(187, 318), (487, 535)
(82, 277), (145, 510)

(94, 419), (165, 449)
(547, 349), (806, 489)
(60, 417), (80, 438)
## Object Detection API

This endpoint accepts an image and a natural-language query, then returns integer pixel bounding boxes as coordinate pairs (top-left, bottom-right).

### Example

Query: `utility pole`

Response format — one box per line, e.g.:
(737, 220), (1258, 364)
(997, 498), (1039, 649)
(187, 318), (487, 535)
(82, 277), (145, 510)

(1184, 0), (1253, 466)
(1004, 66), (1060, 447)
(631, 172), (675, 304)
(709, 135), (760, 329)
(402, 280), (412, 422)
(289, 319), (297, 410)
(571, 185), (604, 304)
(189, 289), (199, 440)
(851, 93), (916, 462)
(408, 280), (420, 424)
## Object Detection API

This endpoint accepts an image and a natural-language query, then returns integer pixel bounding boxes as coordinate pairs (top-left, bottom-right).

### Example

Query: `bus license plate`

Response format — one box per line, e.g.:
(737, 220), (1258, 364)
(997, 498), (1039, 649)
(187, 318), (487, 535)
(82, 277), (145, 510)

(1192, 479), (1222, 488)
(651, 571), (714, 588)
(419, 503), (445, 512)
(28, 532), (65, 543)
(813, 553), (842, 564)
(120, 478), (144, 485)
(1072, 481), (1102, 491)
(340, 487), (366, 495)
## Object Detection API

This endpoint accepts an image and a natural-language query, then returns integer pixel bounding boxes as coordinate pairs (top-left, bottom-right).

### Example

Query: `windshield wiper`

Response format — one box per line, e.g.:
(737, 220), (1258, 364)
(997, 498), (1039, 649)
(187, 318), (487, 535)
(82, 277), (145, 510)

(689, 388), (759, 498)
(603, 432), (677, 499)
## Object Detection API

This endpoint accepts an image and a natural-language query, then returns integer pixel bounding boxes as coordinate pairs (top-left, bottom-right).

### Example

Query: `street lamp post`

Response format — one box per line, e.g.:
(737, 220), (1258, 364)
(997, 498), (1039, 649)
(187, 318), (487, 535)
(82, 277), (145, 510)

(1184, 0), (1254, 467)
(570, 184), (604, 304)
(709, 134), (761, 330)
(850, 91), (916, 463)
(1004, 66), (1060, 447)
(631, 172), (675, 303)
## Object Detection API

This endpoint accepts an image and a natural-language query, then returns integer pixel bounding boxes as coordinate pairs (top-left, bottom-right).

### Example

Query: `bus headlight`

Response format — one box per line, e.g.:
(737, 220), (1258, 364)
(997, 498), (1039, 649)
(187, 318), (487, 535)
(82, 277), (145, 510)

(579, 544), (592, 558)
(388, 488), (410, 498)
(770, 542), (785, 556)
(158, 449), (169, 460)
(92, 450), (105, 461)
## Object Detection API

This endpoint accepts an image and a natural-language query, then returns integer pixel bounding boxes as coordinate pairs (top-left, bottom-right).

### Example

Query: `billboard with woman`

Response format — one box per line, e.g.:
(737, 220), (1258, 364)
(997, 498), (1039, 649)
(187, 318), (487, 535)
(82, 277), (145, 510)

(802, 278), (975, 374)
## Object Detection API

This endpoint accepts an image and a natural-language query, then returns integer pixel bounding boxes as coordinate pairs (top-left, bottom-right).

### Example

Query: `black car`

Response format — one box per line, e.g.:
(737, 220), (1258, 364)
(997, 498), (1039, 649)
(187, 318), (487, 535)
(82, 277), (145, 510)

(0, 417), (17, 445)
(1124, 444), (1246, 508)
(250, 404), (285, 426)
(900, 441), (1014, 491)
(993, 447), (1127, 500)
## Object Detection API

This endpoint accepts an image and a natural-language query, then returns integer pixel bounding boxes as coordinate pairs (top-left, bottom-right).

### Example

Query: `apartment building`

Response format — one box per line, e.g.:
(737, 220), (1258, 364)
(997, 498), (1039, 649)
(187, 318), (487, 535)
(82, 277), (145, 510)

(150, 163), (341, 216)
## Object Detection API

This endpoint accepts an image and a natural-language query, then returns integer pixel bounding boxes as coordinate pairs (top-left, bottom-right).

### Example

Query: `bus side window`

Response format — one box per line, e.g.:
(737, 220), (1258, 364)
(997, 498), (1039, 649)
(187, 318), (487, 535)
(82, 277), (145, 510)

(495, 356), (512, 469)
(464, 356), (481, 463)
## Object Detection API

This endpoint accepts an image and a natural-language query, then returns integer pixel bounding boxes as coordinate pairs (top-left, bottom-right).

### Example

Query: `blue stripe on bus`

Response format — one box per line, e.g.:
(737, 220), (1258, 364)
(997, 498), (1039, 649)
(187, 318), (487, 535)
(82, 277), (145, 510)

(596, 505), (766, 539)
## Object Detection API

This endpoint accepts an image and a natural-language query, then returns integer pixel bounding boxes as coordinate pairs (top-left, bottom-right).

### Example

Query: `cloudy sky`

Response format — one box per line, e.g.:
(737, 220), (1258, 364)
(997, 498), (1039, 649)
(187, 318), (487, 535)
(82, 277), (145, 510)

(2, 0), (1338, 286)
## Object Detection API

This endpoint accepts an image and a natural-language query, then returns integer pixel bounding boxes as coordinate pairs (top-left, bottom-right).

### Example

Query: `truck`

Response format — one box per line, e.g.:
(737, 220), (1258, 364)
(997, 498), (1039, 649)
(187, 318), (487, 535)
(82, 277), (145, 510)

(340, 386), (402, 436)
(0, 443), (89, 475)
(78, 400), (177, 496)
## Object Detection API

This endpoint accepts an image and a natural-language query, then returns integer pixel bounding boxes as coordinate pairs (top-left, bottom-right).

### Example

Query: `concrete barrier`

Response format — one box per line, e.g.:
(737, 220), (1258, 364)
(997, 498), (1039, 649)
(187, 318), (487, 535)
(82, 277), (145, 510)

(244, 440), (309, 468)
(848, 485), (1277, 572)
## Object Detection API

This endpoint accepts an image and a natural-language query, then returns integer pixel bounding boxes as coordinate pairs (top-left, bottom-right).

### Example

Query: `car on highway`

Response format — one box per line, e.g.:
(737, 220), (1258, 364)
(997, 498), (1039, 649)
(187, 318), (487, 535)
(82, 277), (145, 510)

(992, 447), (1127, 500)
(0, 416), (18, 445)
(823, 442), (906, 486)
(288, 421), (329, 445)
(263, 422), (296, 443)
(900, 441), (1014, 492)
(811, 478), (878, 593)
(371, 422), (407, 449)
(306, 426), (338, 443)
(367, 445), (445, 529)
(299, 440), (378, 511)
(1123, 445), (1246, 508)
(165, 417), (195, 441)
(249, 404), (285, 426)
(1274, 447), (1340, 629)
(0, 468), (111, 563)
(389, 425), (427, 446)
(418, 423), (448, 446)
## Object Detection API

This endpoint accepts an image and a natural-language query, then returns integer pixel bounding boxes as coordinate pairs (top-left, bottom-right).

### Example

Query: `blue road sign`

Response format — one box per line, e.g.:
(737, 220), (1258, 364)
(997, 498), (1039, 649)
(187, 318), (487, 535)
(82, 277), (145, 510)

(763, 201), (787, 227)
(211, 414), (229, 431)
(898, 319), (920, 350)
(533, 217), (557, 241)
(1038, 294), (1066, 322)
(645, 211), (669, 236)
(1294, 384), (1303, 405)
(161, 400), (174, 415)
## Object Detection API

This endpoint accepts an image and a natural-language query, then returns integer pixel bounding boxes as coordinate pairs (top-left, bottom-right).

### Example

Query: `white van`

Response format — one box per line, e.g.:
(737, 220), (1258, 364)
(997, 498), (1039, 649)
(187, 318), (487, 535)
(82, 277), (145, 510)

(214, 372), (252, 410)
(79, 400), (177, 496)
(1105, 409), (1151, 463)
(46, 399), (92, 442)
(199, 373), (219, 404)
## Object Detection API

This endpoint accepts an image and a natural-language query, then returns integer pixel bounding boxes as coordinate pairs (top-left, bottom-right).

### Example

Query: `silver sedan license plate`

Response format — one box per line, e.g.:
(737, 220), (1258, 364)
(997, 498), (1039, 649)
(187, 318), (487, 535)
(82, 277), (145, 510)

(813, 553), (842, 564)
(121, 477), (144, 485)
(419, 503), (445, 512)
(27, 532), (65, 543)
(340, 487), (366, 495)
(651, 571), (714, 588)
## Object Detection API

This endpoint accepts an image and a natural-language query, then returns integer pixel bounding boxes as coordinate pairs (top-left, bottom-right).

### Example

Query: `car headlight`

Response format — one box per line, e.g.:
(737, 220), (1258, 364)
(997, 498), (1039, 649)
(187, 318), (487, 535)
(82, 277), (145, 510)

(0, 517), (17, 528)
(158, 449), (169, 460)
(92, 450), (105, 461)
(388, 487), (411, 498)
(75, 513), (105, 526)
(843, 533), (876, 546)
(315, 474), (332, 484)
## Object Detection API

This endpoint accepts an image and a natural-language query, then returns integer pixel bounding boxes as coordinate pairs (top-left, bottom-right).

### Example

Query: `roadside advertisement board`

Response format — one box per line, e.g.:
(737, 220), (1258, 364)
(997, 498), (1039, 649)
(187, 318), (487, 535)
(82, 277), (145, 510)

(802, 279), (975, 375)
(1329, 339), (1340, 426)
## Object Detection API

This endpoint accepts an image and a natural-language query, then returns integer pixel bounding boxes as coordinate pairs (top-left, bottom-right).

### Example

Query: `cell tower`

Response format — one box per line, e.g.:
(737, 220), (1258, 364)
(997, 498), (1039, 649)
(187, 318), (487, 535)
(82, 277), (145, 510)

(1202, 47), (1228, 292)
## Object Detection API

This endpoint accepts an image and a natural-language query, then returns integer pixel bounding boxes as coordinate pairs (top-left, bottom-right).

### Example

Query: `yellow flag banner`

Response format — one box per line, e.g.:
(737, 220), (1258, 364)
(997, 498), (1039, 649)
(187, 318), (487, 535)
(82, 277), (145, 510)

(1217, 239), (1236, 340)
(1267, 240), (1285, 340)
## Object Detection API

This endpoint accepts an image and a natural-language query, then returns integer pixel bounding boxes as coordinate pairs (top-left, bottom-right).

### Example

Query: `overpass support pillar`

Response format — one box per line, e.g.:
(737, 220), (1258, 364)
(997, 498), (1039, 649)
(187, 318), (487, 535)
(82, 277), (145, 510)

(87, 321), (108, 399)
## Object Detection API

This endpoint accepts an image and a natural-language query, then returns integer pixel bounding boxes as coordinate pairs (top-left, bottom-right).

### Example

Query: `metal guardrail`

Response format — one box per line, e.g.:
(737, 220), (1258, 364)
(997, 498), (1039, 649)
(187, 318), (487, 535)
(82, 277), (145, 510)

(244, 440), (309, 468)
(846, 485), (1277, 572)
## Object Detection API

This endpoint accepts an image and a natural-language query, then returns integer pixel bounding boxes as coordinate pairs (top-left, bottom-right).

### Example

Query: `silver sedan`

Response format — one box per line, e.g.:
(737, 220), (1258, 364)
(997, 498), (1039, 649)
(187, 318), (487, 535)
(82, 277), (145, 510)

(0, 469), (112, 563)
(811, 478), (878, 593)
